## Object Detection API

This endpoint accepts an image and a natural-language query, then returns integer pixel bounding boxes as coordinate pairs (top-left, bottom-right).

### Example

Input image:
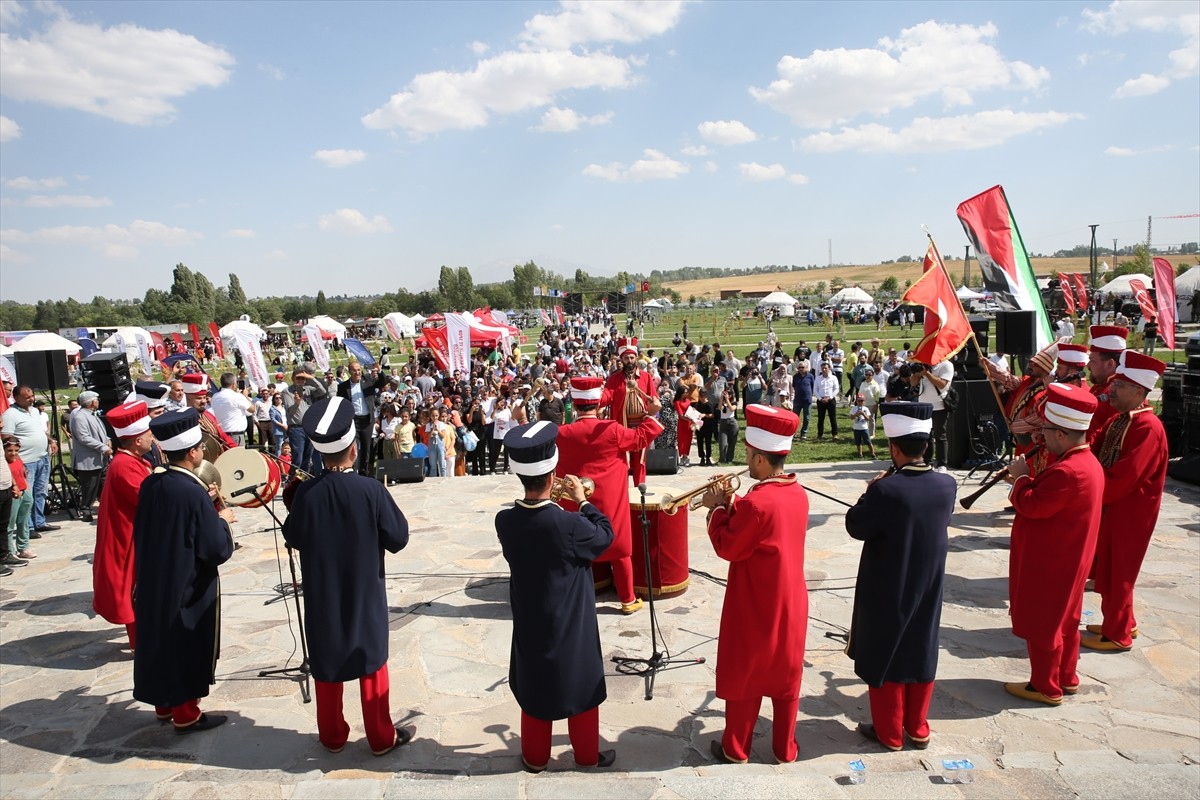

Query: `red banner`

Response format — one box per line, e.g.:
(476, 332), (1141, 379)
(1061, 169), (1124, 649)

(1072, 273), (1088, 309)
(1152, 258), (1177, 350)
(149, 331), (167, 361)
(208, 322), (224, 359)
(1057, 272), (1076, 315)
(1128, 279), (1156, 322)
(171, 332), (186, 352)
(188, 323), (201, 347)
(554, 305), (564, 326)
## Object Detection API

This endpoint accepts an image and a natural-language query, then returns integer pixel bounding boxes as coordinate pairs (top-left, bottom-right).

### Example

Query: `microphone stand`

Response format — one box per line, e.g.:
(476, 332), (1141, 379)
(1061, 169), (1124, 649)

(250, 484), (312, 703)
(612, 482), (706, 700)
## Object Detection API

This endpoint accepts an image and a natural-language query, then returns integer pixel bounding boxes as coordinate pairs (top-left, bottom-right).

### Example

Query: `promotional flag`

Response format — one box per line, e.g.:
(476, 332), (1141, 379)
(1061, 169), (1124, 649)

(207, 322), (224, 359)
(625, 283), (636, 294)
(538, 308), (552, 327)
(133, 331), (155, 375)
(957, 185), (1052, 350)
(1072, 273), (1088, 310)
(171, 332), (186, 352)
(445, 312), (471, 376)
(78, 338), (98, 358)
(490, 309), (508, 328)
(188, 323), (201, 350)
(344, 337), (376, 367)
(533, 286), (542, 297)
(1057, 272), (1076, 315)
(149, 331), (168, 361)
(0, 356), (16, 404)
(231, 328), (270, 391)
(554, 305), (565, 326)
(902, 243), (974, 365)
(303, 324), (330, 372)
(76, 327), (89, 342)
(641, 281), (650, 293)
(1128, 279), (1156, 322)
(1152, 257), (1177, 350)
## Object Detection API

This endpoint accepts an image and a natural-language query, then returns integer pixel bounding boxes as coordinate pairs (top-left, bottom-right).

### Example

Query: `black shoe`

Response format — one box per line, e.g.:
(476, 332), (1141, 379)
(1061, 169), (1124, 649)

(856, 722), (902, 751)
(709, 739), (746, 764)
(0, 565), (11, 577)
(34, 525), (59, 533)
(80, 512), (94, 523)
(372, 724), (414, 756)
(175, 713), (228, 735)
(28, 531), (42, 539)
(1, 555), (28, 567)
(580, 749), (616, 768)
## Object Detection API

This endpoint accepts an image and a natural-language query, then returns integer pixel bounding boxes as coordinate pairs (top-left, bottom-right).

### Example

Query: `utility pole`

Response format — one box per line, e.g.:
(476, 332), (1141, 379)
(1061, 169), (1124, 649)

(1146, 215), (1152, 252)
(1089, 224), (1099, 291)
(827, 239), (832, 268)
(963, 245), (971, 286)
(1112, 238), (1118, 270)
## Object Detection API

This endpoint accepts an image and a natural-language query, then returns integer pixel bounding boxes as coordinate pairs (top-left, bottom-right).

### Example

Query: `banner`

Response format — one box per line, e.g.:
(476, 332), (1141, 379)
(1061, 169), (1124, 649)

(1057, 272), (1076, 315)
(903, 242), (973, 365)
(208, 322), (224, 359)
(149, 331), (168, 361)
(1128, 278), (1156, 323)
(78, 338), (98, 358)
(132, 330), (155, 375)
(445, 312), (471, 376)
(554, 305), (565, 326)
(957, 185), (1052, 350)
(419, 326), (451, 371)
(1152, 257), (1177, 350)
(188, 323), (201, 353)
(231, 328), (270, 391)
(0, 355), (16, 388)
(113, 332), (127, 357)
(344, 337), (376, 367)
(171, 332), (186, 352)
(1072, 273), (1088, 309)
(303, 324), (330, 372)
(539, 308), (553, 326)
(533, 286), (542, 297)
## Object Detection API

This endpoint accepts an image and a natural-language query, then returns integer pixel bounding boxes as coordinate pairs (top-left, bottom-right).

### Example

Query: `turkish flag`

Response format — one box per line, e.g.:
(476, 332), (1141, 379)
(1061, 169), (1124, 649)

(1072, 274), (1088, 309)
(1128, 279), (1156, 322)
(904, 243), (974, 364)
(208, 322), (224, 359)
(1057, 272), (1076, 315)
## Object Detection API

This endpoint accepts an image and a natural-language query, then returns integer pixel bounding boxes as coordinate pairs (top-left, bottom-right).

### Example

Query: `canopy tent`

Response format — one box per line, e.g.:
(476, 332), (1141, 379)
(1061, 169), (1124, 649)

(307, 315), (347, 338)
(381, 312), (417, 339)
(0, 343), (12, 356)
(219, 318), (267, 340)
(956, 286), (987, 300)
(411, 313), (427, 324)
(10, 331), (82, 355)
(1098, 274), (1154, 295)
(99, 327), (151, 360)
(828, 286), (873, 305)
(759, 291), (798, 317)
(655, 297), (674, 307)
(1173, 266), (1200, 294)
(643, 299), (664, 308)
(265, 320), (291, 332)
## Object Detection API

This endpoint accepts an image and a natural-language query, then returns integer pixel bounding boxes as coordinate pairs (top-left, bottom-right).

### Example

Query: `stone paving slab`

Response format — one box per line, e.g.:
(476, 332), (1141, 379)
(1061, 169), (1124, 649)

(2, 461), (1198, 799)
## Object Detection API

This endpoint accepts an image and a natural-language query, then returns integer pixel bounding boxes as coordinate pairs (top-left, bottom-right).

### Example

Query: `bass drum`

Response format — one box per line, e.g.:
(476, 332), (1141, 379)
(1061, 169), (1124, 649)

(215, 447), (281, 508)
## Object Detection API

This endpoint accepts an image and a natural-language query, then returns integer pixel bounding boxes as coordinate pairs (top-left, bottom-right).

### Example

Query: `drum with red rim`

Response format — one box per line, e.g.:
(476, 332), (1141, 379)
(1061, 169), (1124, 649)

(629, 487), (689, 599)
(215, 447), (281, 508)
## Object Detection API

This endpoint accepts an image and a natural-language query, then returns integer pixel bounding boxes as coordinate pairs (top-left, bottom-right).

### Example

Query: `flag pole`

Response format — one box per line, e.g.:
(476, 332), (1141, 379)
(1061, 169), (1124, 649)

(924, 227), (1012, 426)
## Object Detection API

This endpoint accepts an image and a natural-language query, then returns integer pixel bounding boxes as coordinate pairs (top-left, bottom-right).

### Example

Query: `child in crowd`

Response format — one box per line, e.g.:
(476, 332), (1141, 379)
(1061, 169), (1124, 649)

(4, 436), (34, 561)
(849, 394), (877, 460)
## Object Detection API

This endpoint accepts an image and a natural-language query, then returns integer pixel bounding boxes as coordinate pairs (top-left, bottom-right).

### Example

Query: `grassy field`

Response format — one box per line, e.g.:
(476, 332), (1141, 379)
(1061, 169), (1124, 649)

(663, 255), (1199, 300)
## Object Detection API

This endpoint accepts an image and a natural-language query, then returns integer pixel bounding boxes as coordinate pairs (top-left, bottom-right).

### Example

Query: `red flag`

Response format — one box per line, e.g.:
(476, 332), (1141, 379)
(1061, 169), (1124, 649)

(902, 243), (973, 365)
(149, 331), (167, 361)
(554, 305), (564, 326)
(1128, 279), (1156, 322)
(1057, 272), (1076, 315)
(171, 332), (185, 352)
(188, 323), (201, 348)
(1152, 257), (1176, 350)
(1072, 273), (1088, 309)
(208, 322), (224, 359)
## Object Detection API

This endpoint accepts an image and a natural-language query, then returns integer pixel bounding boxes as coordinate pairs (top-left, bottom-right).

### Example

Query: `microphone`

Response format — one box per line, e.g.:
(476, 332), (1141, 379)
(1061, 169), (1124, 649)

(229, 482), (268, 499)
(637, 482), (647, 495)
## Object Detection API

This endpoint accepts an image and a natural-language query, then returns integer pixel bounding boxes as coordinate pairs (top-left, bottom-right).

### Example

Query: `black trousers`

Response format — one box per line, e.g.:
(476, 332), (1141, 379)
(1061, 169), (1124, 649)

(353, 416), (373, 474)
(489, 439), (507, 473)
(718, 418), (738, 463)
(74, 467), (104, 513)
(817, 399), (839, 438)
(467, 431), (487, 475)
(0, 492), (10, 556)
(698, 421), (717, 465)
(925, 409), (949, 468)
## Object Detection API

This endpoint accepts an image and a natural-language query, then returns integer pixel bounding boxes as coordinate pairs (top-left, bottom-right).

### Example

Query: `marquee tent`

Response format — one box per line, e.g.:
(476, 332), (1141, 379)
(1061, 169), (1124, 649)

(1174, 266), (1200, 294)
(1098, 274), (1154, 295)
(307, 315), (347, 338)
(956, 286), (987, 300)
(265, 320), (291, 332)
(828, 286), (873, 305)
(382, 312), (417, 339)
(11, 331), (82, 355)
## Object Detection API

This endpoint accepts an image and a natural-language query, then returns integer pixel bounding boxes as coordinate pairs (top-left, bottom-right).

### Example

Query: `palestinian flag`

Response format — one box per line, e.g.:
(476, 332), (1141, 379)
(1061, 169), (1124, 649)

(957, 185), (1052, 350)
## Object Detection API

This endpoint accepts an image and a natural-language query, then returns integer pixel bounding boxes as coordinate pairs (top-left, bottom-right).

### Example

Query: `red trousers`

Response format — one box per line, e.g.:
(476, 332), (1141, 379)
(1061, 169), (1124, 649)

(868, 681), (934, 749)
(520, 706), (599, 768)
(677, 425), (693, 460)
(1094, 524), (1153, 647)
(314, 663), (396, 753)
(593, 557), (637, 605)
(723, 696), (799, 763)
(154, 698), (201, 726)
(1026, 617), (1082, 699)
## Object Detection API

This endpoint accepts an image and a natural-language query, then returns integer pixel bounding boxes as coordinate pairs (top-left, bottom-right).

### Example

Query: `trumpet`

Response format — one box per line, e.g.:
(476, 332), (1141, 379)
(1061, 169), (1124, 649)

(661, 468), (749, 515)
(549, 475), (595, 503)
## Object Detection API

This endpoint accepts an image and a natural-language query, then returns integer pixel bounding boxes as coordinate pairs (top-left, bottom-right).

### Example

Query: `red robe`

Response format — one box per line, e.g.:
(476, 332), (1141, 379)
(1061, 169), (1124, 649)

(1091, 405), (1168, 640)
(600, 368), (659, 486)
(1088, 377), (1118, 444)
(707, 475), (809, 700)
(1002, 375), (1044, 460)
(1008, 445), (1104, 645)
(556, 414), (664, 565)
(93, 449), (151, 625)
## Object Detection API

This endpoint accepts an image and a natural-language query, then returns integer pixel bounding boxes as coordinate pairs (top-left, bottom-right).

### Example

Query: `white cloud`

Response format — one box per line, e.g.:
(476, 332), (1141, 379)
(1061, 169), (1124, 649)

(698, 120), (757, 145)
(313, 148), (367, 168)
(258, 63), (285, 80)
(0, 115), (20, 143)
(582, 149), (689, 182)
(750, 21), (1049, 128)
(551, 223), (564, 230)
(1, 218), (202, 258)
(787, 173), (810, 185)
(4, 176), (66, 190)
(0, 5), (235, 124)
(532, 106), (614, 133)
(703, 161), (719, 173)
(318, 208), (392, 234)
(0, 2), (26, 27)
(520, 1), (686, 49)
(681, 144), (712, 156)
(263, 249), (288, 261)
(797, 109), (1080, 153)
(468, 40), (489, 55)
(1104, 144), (1171, 156)
(224, 228), (256, 238)
(0, 243), (31, 263)
(1, 194), (112, 208)
(1083, 1), (1200, 97)
(738, 162), (787, 181)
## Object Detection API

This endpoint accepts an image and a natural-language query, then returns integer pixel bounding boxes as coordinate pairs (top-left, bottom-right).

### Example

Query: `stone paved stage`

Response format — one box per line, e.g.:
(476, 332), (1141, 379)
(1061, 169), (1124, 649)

(2, 461), (1197, 799)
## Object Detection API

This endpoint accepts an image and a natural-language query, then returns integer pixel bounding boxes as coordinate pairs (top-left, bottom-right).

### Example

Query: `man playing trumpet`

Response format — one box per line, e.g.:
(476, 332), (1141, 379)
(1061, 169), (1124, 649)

(600, 337), (658, 486)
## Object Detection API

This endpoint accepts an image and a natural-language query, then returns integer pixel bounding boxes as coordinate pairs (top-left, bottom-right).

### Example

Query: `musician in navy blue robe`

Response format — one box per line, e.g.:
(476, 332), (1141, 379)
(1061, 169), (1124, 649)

(132, 380), (171, 468)
(283, 397), (413, 755)
(845, 402), (955, 751)
(496, 420), (617, 772)
(132, 408), (236, 734)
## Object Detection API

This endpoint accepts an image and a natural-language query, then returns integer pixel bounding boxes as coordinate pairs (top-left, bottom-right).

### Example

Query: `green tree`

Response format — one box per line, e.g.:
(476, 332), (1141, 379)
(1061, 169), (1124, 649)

(315, 290), (328, 314)
(479, 283), (514, 310)
(512, 261), (544, 307)
(1114, 244), (1152, 277)
(437, 266), (457, 307)
(830, 276), (846, 291)
(878, 275), (899, 294)
(574, 268), (589, 286)
(455, 266), (475, 309)
(815, 281), (827, 296)
(227, 273), (247, 308)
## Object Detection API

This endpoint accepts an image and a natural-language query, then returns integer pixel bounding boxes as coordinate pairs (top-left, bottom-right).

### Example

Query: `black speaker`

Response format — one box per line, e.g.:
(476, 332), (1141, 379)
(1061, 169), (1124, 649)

(645, 448), (679, 475)
(995, 311), (1037, 356)
(946, 378), (1009, 468)
(82, 350), (133, 411)
(14, 349), (70, 390)
(375, 457), (425, 484)
(81, 350), (128, 374)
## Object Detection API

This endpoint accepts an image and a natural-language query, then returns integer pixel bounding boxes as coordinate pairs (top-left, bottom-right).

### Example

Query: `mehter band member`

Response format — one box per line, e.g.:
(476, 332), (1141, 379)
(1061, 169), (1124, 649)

(557, 375), (663, 615)
(133, 408), (236, 733)
(846, 402), (955, 751)
(92, 400), (153, 651)
(1004, 384), (1104, 705)
(181, 372), (235, 461)
(283, 396), (413, 755)
(701, 404), (807, 764)
(497, 420), (617, 772)
(1086, 325), (1128, 443)
(132, 380), (171, 468)
(600, 337), (659, 486)
(1082, 351), (1167, 653)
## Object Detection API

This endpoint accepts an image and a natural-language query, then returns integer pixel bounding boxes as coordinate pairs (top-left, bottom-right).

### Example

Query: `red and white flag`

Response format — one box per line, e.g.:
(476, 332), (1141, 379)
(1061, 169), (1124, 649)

(539, 308), (552, 326)
(903, 242), (974, 364)
(1057, 272), (1076, 315)
(208, 322), (224, 359)
(1128, 278), (1156, 322)
(1072, 273), (1088, 309)
(554, 305), (565, 326)
(1152, 257), (1177, 350)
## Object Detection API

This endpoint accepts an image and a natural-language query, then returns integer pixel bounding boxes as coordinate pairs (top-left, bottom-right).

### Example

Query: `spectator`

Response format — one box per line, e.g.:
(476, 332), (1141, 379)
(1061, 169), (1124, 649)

(4, 435), (33, 562)
(396, 408), (417, 458)
(164, 380), (186, 412)
(827, 340), (846, 401)
(281, 366), (328, 479)
(1, 385), (58, 535)
(717, 389), (739, 465)
(792, 361), (815, 441)
(210, 373), (253, 447)
(425, 407), (451, 478)
(692, 393), (716, 467)
(673, 384), (694, 467)
(337, 361), (389, 475)
(68, 391), (110, 523)
(743, 367), (764, 409)
(490, 397), (512, 474)
(910, 359), (955, 471)
(269, 394), (288, 456)
(0, 423), (13, 575)
(860, 366), (883, 438)
(253, 388), (273, 448)
(849, 394), (877, 459)
(814, 363), (840, 441)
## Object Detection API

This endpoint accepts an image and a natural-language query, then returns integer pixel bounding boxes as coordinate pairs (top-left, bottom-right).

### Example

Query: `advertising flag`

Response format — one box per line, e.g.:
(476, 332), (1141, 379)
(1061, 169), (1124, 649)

(207, 322), (224, 359)
(957, 185), (1052, 350)
(189, 323), (201, 350)
(231, 328), (270, 391)
(1152, 257), (1177, 350)
(344, 337), (376, 367)
(445, 312), (471, 376)
(554, 305), (565, 326)
(171, 332), (185, 352)
(1057, 272), (1076, 315)
(1072, 273), (1088, 309)
(1127, 278), (1156, 322)
(303, 324), (330, 372)
(133, 331), (155, 375)
(539, 308), (552, 326)
(902, 243), (974, 365)
(149, 331), (167, 361)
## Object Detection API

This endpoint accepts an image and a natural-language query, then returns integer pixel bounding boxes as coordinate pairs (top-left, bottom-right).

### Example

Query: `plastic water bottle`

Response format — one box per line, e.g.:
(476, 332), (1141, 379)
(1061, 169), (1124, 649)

(942, 758), (975, 784)
(848, 759), (867, 784)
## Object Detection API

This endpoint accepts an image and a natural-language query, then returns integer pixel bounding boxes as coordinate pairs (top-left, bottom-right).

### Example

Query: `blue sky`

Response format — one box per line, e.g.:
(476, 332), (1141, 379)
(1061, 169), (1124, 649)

(1, 0), (1197, 304)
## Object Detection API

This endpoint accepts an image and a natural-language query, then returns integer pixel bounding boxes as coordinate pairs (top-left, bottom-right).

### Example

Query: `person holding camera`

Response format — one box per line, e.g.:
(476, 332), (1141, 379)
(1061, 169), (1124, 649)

(907, 360), (954, 471)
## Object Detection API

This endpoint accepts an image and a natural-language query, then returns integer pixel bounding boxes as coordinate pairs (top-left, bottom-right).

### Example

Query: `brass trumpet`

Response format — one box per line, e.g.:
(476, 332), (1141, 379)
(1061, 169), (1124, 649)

(661, 468), (749, 515)
(549, 475), (595, 503)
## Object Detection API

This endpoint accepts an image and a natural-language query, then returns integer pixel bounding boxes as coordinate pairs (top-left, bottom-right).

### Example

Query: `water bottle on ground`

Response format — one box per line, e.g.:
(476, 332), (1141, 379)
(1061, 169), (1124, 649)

(942, 758), (975, 784)
(848, 759), (866, 784)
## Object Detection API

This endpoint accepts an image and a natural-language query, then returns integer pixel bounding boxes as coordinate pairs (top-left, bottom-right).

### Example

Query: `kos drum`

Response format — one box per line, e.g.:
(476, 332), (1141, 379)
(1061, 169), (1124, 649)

(215, 447), (281, 508)
(629, 487), (689, 599)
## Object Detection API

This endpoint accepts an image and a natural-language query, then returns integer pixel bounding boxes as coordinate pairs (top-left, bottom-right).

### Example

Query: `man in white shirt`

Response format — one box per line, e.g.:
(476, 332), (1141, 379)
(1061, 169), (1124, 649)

(210, 373), (253, 446)
(1056, 317), (1076, 340)
(814, 362), (841, 441)
(827, 340), (846, 400)
(911, 359), (955, 470)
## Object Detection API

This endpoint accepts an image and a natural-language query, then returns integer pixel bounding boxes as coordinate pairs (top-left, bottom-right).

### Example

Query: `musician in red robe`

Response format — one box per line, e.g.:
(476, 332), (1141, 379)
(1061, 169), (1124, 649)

(1085, 325), (1127, 443)
(181, 372), (235, 460)
(1083, 351), (1168, 652)
(1004, 384), (1104, 705)
(600, 338), (658, 486)
(984, 344), (1054, 469)
(92, 401), (154, 650)
(701, 404), (808, 764)
(556, 376), (663, 615)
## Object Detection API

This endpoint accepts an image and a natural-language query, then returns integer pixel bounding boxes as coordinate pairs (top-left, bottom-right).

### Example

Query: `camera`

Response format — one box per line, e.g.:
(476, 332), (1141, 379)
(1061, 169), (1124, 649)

(909, 363), (926, 373)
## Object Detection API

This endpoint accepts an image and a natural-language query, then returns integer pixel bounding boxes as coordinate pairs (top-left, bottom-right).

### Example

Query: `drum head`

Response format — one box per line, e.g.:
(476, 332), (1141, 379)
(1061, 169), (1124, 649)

(628, 486), (665, 512)
(215, 447), (280, 507)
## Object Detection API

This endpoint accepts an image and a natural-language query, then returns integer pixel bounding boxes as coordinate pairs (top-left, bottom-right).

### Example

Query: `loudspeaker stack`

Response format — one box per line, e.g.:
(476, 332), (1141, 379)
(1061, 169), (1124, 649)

(81, 351), (133, 412)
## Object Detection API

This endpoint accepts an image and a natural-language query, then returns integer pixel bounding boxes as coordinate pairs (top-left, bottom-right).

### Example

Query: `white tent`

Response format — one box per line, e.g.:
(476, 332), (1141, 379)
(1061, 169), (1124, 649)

(265, 320), (291, 332)
(643, 299), (664, 308)
(219, 319), (266, 340)
(759, 291), (798, 317)
(656, 297), (674, 307)
(956, 286), (987, 300)
(411, 313), (427, 324)
(1098, 274), (1154, 295)
(308, 314), (347, 338)
(382, 312), (416, 339)
(828, 286), (873, 305)
(1173, 266), (1200, 294)
(10, 331), (81, 355)
(99, 326), (152, 360)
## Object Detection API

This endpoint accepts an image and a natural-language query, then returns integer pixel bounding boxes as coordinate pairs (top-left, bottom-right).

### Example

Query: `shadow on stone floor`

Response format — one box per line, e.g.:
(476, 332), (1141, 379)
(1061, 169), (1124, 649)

(942, 575), (1009, 609)
(947, 533), (1010, 553)
(0, 590), (97, 618)
(0, 628), (126, 670)
(940, 626), (1026, 660)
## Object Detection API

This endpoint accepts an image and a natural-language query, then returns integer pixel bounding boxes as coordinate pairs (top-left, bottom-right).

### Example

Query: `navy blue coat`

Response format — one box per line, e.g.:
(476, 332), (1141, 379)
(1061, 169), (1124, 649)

(497, 499), (613, 720)
(283, 471), (409, 683)
(844, 464), (954, 687)
(133, 466), (234, 708)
